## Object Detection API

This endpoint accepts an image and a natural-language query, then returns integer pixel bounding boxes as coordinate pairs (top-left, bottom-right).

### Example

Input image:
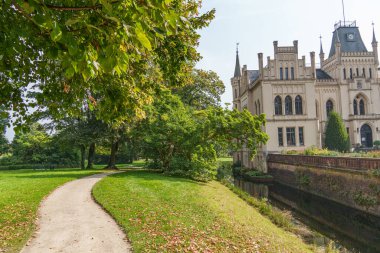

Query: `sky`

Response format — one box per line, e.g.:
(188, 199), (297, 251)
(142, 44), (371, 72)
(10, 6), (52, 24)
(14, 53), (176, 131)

(195, 0), (380, 105)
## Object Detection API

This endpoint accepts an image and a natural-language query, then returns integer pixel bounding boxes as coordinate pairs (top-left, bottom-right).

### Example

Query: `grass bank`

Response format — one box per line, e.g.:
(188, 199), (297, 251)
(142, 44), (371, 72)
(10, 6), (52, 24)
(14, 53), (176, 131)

(0, 169), (100, 253)
(93, 170), (312, 252)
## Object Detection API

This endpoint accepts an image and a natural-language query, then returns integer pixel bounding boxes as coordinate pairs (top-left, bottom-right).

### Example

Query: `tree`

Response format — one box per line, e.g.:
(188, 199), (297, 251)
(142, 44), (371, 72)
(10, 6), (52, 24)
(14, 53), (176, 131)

(174, 69), (225, 109)
(1, 1), (215, 126)
(135, 92), (268, 181)
(325, 112), (350, 152)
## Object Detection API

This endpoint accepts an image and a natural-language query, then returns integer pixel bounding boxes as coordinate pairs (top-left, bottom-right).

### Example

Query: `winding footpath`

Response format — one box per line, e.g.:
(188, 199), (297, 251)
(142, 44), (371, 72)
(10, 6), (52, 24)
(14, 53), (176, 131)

(21, 173), (132, 253)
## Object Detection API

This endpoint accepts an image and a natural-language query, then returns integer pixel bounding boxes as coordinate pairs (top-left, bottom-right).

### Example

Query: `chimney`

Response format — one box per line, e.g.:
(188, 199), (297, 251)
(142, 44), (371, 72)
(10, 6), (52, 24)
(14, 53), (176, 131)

(258, 53), (264, 77)
(310, 52), (316, 78)
(293, 40), (298, 55)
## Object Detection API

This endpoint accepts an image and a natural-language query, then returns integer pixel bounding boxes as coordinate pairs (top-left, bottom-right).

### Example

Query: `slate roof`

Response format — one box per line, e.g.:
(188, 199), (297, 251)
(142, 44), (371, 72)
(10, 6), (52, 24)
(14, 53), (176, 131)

(248, 70), (260, 83)
(328, 26), (368, 57)
(316, 69), (332, 80)
(234, 52), (241, 77)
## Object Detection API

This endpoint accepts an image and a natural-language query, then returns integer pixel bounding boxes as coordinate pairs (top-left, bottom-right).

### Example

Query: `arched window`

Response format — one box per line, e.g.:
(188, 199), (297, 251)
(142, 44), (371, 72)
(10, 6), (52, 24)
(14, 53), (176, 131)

(234, 88), (237, 98)
(353, 99), (358, 115)
(350, 68), (353, 79)
(343, 68), (346, 79)
(274, 96), (282, 115)
(359, 99), (365, 115)
(362, 68), (366, 78)
(255, 102), (257, 115)
(326, 100), (333, 117)
(295, 95), (303, 115)
(258, 100), (261, 114)
(285, 96), (293, 115)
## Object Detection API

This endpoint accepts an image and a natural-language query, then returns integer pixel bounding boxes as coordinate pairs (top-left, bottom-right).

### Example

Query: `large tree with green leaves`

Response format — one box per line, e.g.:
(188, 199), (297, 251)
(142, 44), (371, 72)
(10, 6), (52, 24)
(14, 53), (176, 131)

(174, 69), (225, 109)
(1, 0), (215, 126)
(324, 112), (350, 152)
(135, 92), (268, 181)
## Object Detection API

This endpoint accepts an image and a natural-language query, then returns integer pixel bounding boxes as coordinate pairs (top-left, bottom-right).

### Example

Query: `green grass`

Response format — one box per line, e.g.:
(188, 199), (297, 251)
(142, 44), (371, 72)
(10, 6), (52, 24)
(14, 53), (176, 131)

(93, 170), (313, 252)
(0, 169), (101, 253)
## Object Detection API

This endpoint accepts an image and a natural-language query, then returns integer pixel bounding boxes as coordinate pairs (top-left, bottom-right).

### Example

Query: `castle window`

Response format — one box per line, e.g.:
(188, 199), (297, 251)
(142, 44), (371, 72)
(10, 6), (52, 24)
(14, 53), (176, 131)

(285, 67), (289, 80)
(363, 68), (366, 78)
(280, 67), (283, 80)
(258, 100), (261, 114)
(278, 128), (284, 146)
(353, 99), (358, 115)
(291, 67), (295, 80)
(285, 96), (293, 115)
(286, 127), (296, 146)
(350, 68), (353, 79)
(343, 68), (346, 79)
(369, 68), (372, 78)
(359, 99), (365, 115)
(274, 96), (282, 115)
(295, 95), (303, 115)
(326, 100), (333, 117)
(234, 88), (237, 98)
(299, 127), (304, 146)
(255, 102), (257, 114)
(356, 68), (359, 77)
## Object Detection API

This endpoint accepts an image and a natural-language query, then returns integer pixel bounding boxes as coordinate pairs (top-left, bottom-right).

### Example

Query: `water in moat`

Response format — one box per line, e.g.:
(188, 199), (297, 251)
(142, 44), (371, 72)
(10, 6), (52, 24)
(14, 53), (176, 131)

(234, 178), (380, 253)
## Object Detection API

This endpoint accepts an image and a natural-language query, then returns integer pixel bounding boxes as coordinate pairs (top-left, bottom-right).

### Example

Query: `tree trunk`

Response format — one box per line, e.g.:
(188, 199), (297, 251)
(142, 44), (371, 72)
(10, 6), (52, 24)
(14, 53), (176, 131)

(80, 144), (86, 170)
(105, 139), (119, 170)
(86, 143), (96, 169)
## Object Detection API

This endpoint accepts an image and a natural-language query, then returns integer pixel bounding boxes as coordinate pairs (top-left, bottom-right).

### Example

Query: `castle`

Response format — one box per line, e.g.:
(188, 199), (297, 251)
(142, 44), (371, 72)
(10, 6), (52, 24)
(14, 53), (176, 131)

(232, 20), (380, 169)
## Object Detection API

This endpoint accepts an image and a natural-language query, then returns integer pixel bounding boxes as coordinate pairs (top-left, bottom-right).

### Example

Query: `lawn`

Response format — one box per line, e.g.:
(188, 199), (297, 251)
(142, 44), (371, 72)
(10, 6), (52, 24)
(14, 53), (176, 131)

(93, 170), (312, 252)
(0, 169), (101, 253)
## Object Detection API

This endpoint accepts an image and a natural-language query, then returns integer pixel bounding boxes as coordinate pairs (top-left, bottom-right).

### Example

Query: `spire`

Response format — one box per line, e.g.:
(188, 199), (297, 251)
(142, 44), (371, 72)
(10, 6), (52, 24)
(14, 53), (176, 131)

(319, 35), (324, 54)
(372, 22), (377, 44)
(234, 43), (241, 78)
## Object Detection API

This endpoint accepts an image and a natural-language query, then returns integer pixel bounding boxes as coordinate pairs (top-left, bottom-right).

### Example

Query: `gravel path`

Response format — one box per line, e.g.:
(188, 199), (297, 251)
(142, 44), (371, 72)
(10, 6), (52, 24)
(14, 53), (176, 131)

(21, 172), (132, 253)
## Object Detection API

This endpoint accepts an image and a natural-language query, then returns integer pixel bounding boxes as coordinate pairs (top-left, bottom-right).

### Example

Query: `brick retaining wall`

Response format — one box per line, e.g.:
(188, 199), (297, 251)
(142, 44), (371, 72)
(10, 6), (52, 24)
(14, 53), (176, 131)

(268, 154), (380, 172)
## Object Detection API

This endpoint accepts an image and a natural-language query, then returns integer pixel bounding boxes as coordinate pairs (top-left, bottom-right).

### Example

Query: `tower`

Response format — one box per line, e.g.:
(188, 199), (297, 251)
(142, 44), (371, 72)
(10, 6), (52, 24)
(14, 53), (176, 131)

(231, 44), (241, 109)
(372, 23), (379, 66)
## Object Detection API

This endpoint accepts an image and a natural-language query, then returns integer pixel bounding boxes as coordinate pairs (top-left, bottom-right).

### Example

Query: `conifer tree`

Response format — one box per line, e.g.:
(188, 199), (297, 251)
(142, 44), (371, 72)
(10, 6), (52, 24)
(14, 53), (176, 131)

(324, 112), (350, 152)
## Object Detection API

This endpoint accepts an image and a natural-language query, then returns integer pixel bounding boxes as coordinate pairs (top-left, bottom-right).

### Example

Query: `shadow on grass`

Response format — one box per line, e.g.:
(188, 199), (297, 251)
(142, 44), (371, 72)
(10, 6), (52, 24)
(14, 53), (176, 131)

(108, 170), (205, 185)
(12, 170), (103, 179)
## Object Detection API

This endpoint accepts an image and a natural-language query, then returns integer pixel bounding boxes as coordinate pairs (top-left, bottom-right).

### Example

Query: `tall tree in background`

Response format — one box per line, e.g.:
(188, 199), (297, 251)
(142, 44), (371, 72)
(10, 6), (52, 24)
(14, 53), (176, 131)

(174, 69), (225, 109)
(325, 112), (350, 152)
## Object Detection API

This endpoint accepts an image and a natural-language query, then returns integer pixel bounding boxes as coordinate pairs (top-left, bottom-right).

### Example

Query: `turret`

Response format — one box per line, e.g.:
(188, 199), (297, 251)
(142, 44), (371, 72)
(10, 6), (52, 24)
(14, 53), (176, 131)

(234, 46), (241, 78)
(319, 36), (325, 66)
(372, 24), (379, 66)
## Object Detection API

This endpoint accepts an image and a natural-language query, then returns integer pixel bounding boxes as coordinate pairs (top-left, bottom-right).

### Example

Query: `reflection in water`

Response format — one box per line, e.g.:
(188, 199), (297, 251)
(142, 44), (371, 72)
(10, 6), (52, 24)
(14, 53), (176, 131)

(234, 178), (380, 253)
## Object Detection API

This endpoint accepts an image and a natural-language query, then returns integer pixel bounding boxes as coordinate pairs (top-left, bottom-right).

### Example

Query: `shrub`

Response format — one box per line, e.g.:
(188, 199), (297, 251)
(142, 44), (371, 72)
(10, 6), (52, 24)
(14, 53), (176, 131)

(374, 140), (380, 149)
(324, 112), (350, 152)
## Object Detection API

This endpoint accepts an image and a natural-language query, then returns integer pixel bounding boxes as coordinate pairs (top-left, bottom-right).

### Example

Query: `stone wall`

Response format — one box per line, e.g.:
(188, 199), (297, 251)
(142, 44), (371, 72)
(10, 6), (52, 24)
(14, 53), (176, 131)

(267, 154), (380, 217)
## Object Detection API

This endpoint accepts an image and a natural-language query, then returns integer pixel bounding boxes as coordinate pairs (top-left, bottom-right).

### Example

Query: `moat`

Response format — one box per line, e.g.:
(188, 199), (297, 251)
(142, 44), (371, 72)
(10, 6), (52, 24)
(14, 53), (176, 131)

(234, 178), (380, 253)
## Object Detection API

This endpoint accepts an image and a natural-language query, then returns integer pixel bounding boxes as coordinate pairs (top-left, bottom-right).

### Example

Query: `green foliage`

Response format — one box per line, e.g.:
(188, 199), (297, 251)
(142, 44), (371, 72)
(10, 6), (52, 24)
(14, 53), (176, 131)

(0, 132), (9, 156)
(1, 1), (215, 127)
(374, 140), (380, 149)
(216, 161), (233, 181)
(174, 69), (225, 109)
(353, 191), (378, 210)
(324, 112), (350, 152)
(303, 146), (340, 156)
(136, 92), (268, 181)
(1, 123), (79, 166)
